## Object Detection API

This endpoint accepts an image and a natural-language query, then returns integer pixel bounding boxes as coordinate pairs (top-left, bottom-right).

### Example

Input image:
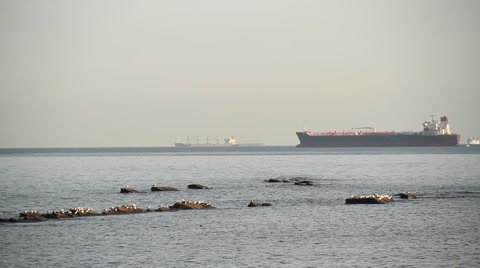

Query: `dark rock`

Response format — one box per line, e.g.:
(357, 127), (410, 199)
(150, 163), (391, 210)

(151, 186), (178, 191)
(294, 180), (313, 185)
(170, 201), (213, 209)
(248, 200), (261, 207)
(265, 178), (292, 183)
(248, 200), (272, 207)
(187, 184), (210, 189)
(265, 178), (282, 183)
(120, 186), (137, 193)
(398, 192), (417, 199)
(290, 177), (312, 183)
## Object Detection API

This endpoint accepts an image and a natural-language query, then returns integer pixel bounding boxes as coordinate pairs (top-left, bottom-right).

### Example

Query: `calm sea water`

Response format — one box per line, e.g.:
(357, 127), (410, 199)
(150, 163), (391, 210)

(1, 146), (479, 267)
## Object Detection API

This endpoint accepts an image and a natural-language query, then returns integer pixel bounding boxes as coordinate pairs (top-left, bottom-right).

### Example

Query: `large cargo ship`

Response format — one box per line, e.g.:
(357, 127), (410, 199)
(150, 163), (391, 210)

(296, 115), (460, 147)
(175, 136), (264, 147)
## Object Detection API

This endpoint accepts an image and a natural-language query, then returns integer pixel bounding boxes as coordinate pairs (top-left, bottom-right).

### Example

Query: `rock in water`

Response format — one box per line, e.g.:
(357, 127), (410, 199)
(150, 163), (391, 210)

(294, 180), (313, 185)
(151, 186), (178, 191)
(398, 192), (417, 199)
(187, 184), (210, 189)
(248, 200), (273, 207)
(345, 194), (394, 204)
(170, 200), (213, 209)
(120, 186), (137, 193)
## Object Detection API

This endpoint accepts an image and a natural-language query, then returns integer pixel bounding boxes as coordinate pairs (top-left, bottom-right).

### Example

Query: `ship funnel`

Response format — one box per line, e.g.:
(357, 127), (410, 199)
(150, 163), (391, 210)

(439, 115), (450, 134)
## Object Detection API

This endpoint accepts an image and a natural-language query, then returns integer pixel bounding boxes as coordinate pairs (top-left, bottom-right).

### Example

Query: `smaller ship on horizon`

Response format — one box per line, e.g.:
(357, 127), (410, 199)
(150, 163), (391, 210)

(175, 136), (263, 147)
(467, 136), (479, 145)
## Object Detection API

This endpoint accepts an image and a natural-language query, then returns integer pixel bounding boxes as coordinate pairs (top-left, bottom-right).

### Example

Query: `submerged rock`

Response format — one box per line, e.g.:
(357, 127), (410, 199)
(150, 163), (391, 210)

(346, 194), (394, 204)
(265, 178), (280, 183)
(265, 178), (292, 183)
(151, 186), (178, 191)
(266, 177), (315, 184)
(248, 200), (273, 207)
(2, 217), (20, 223)
(398, 192), (417, 199)
(294, 180), (313, 186)
(17, 210), (47, 222)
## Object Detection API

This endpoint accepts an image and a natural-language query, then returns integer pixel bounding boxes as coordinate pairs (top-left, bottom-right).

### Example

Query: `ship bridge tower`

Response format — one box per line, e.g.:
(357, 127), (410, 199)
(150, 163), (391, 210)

(422, 115), (451, 135)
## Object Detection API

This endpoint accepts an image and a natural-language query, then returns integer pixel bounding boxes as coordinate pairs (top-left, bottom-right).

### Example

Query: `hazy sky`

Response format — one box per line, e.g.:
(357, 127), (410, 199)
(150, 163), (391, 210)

(1, 0), (479, 147)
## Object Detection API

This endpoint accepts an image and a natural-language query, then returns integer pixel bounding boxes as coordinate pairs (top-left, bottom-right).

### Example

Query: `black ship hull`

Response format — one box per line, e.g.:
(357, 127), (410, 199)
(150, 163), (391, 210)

(296, 132), (460, 147)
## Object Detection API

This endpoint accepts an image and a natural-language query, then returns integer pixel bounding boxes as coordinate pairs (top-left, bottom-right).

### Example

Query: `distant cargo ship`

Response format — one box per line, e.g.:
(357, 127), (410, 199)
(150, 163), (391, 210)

(296, 115), (460, 147)
(175, 136), (263, 147)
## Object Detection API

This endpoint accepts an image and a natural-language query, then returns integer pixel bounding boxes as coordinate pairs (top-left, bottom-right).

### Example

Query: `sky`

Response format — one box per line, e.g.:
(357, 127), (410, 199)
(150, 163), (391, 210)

(0, 0), (479, 147)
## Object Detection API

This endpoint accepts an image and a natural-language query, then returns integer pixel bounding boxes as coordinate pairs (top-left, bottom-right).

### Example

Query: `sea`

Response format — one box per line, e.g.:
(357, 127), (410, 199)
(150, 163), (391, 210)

(0, 146), (479, 267)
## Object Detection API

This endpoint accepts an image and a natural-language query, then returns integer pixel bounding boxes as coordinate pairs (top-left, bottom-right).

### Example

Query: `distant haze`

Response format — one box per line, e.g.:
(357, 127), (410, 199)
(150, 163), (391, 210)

(1, 0), (479, 147)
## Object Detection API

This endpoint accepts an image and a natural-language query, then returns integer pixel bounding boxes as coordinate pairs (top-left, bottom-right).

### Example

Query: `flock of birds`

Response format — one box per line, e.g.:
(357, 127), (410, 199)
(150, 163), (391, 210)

(103, 203), (139, 213)
(176, 199), (211, 206)
(23, 207), (95, 216)
(349, 194), (393, 200)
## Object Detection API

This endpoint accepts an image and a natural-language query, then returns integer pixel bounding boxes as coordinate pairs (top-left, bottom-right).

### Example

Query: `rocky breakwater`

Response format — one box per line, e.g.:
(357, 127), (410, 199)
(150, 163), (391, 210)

(1, 207), (100, 223)
(0, 200), (214, 224)
(170, 200), (213, 209)
(346, 194), (394, 204)
(7, 210), (46, 223)
(44, 207), (101, 218)
(102, 203), (146, 215)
